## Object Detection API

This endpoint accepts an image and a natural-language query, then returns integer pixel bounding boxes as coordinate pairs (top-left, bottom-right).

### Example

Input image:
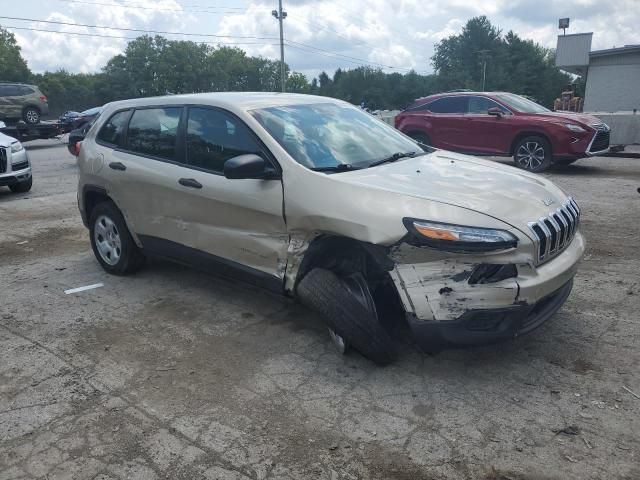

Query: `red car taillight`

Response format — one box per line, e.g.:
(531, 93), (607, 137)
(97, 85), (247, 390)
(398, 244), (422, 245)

(39, 95), (47, 103)
(74, 141), (82, 156)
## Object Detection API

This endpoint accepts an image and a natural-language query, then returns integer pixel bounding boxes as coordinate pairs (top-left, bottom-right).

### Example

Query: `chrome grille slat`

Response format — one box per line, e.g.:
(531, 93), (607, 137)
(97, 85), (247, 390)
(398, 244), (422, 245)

(528, 197), (580, 264)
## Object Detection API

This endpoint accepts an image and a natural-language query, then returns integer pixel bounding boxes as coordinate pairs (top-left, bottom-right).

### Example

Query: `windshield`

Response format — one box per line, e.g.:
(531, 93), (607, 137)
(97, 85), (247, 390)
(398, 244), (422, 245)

(494, 93), (550, 113)
(251, 102), (424, 171)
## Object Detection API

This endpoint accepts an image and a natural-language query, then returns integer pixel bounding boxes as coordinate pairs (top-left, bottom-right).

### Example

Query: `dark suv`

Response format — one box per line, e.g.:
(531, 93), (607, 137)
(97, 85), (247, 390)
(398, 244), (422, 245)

(395, 91), (610, 172)
(0, 82), (49, 124)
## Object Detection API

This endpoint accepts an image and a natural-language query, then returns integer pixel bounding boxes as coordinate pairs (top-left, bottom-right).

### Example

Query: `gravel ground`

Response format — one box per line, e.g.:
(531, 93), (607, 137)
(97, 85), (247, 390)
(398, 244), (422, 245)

(0, 140), (639, 480)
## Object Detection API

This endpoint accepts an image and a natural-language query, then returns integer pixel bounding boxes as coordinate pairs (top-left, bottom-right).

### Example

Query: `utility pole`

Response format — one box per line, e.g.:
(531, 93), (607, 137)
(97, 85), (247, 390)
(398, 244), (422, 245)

(476, 49), (491, 91)
(272, 1), (287, 92)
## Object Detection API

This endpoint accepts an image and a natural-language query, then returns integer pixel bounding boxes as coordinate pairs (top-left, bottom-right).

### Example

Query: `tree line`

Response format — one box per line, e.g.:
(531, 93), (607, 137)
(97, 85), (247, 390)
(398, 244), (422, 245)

(0, 16), (573, 116)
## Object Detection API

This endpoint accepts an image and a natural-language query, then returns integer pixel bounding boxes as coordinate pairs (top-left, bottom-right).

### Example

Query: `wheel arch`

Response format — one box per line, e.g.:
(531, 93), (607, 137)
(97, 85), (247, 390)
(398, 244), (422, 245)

(509, 131), (553, 156)
(293, 235), (394, 291)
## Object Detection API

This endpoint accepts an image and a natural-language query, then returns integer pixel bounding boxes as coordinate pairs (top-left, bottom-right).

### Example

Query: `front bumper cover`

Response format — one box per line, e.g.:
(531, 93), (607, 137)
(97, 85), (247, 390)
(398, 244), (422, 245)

(408, 279), (573, 349)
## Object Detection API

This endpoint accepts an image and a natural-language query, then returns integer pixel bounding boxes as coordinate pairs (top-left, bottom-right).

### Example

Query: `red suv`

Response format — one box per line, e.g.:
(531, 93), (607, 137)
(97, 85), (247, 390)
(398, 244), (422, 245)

(394, 91), (611, 172)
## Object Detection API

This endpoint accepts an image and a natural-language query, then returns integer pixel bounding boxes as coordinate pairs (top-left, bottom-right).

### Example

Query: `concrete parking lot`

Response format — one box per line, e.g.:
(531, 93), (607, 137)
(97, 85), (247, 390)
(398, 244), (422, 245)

(1, 140), (639, 480)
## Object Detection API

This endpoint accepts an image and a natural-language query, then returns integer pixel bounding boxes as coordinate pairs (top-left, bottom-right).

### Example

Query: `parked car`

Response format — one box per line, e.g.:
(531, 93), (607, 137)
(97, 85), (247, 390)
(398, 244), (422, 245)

(395, 91), (611, 172)
(60, 106), (103, 132)
(67, 121), (93, 157)
(0, 130), (32, 193)
(0, 82), (49, 124)
(77, 93), (584, 364)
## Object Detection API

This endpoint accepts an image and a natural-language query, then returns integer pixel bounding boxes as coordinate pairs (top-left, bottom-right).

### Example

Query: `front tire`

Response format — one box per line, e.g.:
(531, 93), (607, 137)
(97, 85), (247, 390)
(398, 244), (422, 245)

(297, 268), (397, 365)
(23, 107), (41, 125)
(89, 201), (145, 275)
(9, 176), (32, 193)
(513, 135), (552, 172)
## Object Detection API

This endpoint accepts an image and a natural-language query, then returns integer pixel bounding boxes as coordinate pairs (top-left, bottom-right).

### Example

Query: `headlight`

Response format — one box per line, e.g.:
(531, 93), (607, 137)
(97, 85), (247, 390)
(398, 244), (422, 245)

(403, 218), (518, 252)
(565, 123), (586, 133)
(10, 142), (24, 153)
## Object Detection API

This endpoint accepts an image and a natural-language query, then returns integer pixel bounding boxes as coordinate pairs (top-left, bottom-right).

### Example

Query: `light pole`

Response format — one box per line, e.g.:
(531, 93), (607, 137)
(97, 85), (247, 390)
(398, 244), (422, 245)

(272, 1), (287, 92)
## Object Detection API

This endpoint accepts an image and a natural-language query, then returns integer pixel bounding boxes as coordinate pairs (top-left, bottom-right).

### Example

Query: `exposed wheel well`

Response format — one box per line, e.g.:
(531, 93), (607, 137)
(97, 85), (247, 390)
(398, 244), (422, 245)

(294, 235), (404, 324)
(22, 105), (41, 114)
(510, 131), (552, 156)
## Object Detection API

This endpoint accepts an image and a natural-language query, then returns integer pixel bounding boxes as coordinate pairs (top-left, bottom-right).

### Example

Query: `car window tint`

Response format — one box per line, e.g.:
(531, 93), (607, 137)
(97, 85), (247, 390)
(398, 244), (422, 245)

(19, 86), (34, 95)
(468, 96), (507, 114)
(186, 107), (261, 173)
(97, 110), (130, 146)
(426, 96), (468, 113)
(127, 107), (182, 161)
(0, 85), (21, 96)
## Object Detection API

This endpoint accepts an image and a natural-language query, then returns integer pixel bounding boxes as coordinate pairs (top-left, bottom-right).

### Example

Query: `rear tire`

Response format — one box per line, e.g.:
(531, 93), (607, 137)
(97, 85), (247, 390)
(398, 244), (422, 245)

(9, 176), (32, 193)
(297, 268), (397, 365)
(513, 135), (552, 172)
(89, 201), (145, 275)
(23, 107), (40, 125)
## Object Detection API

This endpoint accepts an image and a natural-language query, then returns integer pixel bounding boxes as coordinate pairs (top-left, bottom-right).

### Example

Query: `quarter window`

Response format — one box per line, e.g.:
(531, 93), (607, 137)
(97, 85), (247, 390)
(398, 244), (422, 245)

(127, 107), (182, 161)
(186, 107), (261, 173)
(425, 96), (468, 114)
(97, 110), (131, 146)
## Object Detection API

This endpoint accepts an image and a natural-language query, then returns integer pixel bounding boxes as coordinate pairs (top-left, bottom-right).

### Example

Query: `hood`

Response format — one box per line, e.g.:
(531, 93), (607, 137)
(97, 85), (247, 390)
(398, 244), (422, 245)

(530, 111), (604, 128)
(335, 150), (569, 234)
(0, 132), (18, 148)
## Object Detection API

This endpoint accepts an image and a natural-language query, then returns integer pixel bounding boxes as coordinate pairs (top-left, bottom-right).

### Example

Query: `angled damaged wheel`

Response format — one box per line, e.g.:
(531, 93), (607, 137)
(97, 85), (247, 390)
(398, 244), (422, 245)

(297, 268), (397, 365)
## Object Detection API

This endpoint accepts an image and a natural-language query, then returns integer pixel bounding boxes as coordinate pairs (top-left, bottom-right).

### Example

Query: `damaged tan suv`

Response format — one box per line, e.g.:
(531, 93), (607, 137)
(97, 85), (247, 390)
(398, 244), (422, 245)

(77, 93), (585, 364)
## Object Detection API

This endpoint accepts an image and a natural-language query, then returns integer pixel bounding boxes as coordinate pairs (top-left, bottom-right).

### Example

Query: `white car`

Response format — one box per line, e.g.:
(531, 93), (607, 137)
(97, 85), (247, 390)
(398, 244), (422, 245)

(0, 130), (32, 193)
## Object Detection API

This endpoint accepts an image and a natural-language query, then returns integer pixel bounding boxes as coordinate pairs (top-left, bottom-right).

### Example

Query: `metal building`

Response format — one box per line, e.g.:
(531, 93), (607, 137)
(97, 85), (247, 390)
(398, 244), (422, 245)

(556, 33), (640, 113)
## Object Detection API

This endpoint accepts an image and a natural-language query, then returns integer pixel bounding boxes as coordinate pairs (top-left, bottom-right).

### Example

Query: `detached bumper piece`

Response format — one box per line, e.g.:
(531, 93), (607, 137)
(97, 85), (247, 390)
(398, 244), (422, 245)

(408, 279), (573, 350)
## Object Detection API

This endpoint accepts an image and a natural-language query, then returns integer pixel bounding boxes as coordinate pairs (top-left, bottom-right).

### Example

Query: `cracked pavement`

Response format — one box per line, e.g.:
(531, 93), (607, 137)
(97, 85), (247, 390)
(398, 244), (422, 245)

(0, 140), (639, 479)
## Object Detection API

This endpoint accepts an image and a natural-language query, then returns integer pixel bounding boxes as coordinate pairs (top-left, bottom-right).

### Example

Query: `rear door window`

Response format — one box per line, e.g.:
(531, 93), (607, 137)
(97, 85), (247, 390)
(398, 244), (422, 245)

(186, 107), (261, 173)
(127, 107), (182, 161)
(97, 110), (131, 147)
(425, 96), (468, 114)
(0, 85), (21, 97)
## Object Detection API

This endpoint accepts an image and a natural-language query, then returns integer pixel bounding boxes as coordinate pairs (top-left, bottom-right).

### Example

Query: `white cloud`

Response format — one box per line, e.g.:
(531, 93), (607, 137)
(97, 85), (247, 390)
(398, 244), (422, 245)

(6, 0), (640, 77)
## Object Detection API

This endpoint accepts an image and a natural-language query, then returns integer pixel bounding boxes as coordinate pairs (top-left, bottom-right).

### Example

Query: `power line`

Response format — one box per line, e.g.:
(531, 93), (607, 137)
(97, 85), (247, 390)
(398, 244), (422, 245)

(285, 40), (428, 74)
(0, 16), (278, 41)
(3, 25), (279, 46)
(55, 0), (267, 15)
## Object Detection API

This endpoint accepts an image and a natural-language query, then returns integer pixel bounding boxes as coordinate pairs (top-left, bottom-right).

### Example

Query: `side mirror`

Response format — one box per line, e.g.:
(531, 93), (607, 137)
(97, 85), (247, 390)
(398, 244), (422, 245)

(224, 154), (275, 180)
(488, 107), (503, 117)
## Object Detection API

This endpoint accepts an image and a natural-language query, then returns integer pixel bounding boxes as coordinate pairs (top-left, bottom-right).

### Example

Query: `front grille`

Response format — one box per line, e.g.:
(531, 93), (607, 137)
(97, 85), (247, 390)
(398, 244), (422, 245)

(589, 123), (610, 153)
(0, 148), (7, 173)
(11, 160), (29, 171)
(528, 197), (580, 264)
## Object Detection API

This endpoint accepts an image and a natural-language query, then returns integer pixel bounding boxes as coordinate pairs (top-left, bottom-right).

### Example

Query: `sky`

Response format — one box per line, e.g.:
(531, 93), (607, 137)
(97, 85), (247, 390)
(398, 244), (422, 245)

(2, 0), (640, 80)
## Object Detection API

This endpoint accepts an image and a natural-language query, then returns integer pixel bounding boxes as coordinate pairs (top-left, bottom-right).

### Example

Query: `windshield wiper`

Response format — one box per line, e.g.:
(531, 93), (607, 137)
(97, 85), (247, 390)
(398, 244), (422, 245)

(368, 151), (423, 168)
(310, 163), (360, 173)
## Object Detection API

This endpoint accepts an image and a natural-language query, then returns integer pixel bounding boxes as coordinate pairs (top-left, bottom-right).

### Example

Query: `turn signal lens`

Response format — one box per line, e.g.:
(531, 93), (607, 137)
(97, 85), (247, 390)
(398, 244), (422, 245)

(413, 224), (459, 241)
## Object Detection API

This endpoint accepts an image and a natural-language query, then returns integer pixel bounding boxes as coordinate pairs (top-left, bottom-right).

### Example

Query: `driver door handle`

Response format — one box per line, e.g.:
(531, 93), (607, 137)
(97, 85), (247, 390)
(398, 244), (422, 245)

(179, 178), (202, 189)
(109, 162), (126, 171)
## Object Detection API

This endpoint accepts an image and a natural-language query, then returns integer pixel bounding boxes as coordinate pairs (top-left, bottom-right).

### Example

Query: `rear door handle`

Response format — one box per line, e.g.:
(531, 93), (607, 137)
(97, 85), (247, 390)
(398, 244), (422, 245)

(109, 162), (126, 171)
(179, 178), (202, 189)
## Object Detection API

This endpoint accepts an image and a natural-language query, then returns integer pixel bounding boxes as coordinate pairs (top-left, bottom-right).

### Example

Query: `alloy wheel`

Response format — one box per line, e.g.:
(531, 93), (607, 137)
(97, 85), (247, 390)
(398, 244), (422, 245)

(94, 214), (122, 265)
(25, 110), (39, 124)
(516, 141), (545, 170)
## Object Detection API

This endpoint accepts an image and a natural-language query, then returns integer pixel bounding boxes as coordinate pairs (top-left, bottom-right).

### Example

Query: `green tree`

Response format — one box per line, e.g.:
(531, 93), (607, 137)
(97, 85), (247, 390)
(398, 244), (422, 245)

(286, 72), (310, 93)
(0, 26), (31, 82)
(431, 17), (572, 108)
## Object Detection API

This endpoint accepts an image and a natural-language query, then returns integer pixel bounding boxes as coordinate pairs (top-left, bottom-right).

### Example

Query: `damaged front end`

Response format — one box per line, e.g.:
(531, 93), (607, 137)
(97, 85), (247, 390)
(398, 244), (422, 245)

(387, 222), (585, 349)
